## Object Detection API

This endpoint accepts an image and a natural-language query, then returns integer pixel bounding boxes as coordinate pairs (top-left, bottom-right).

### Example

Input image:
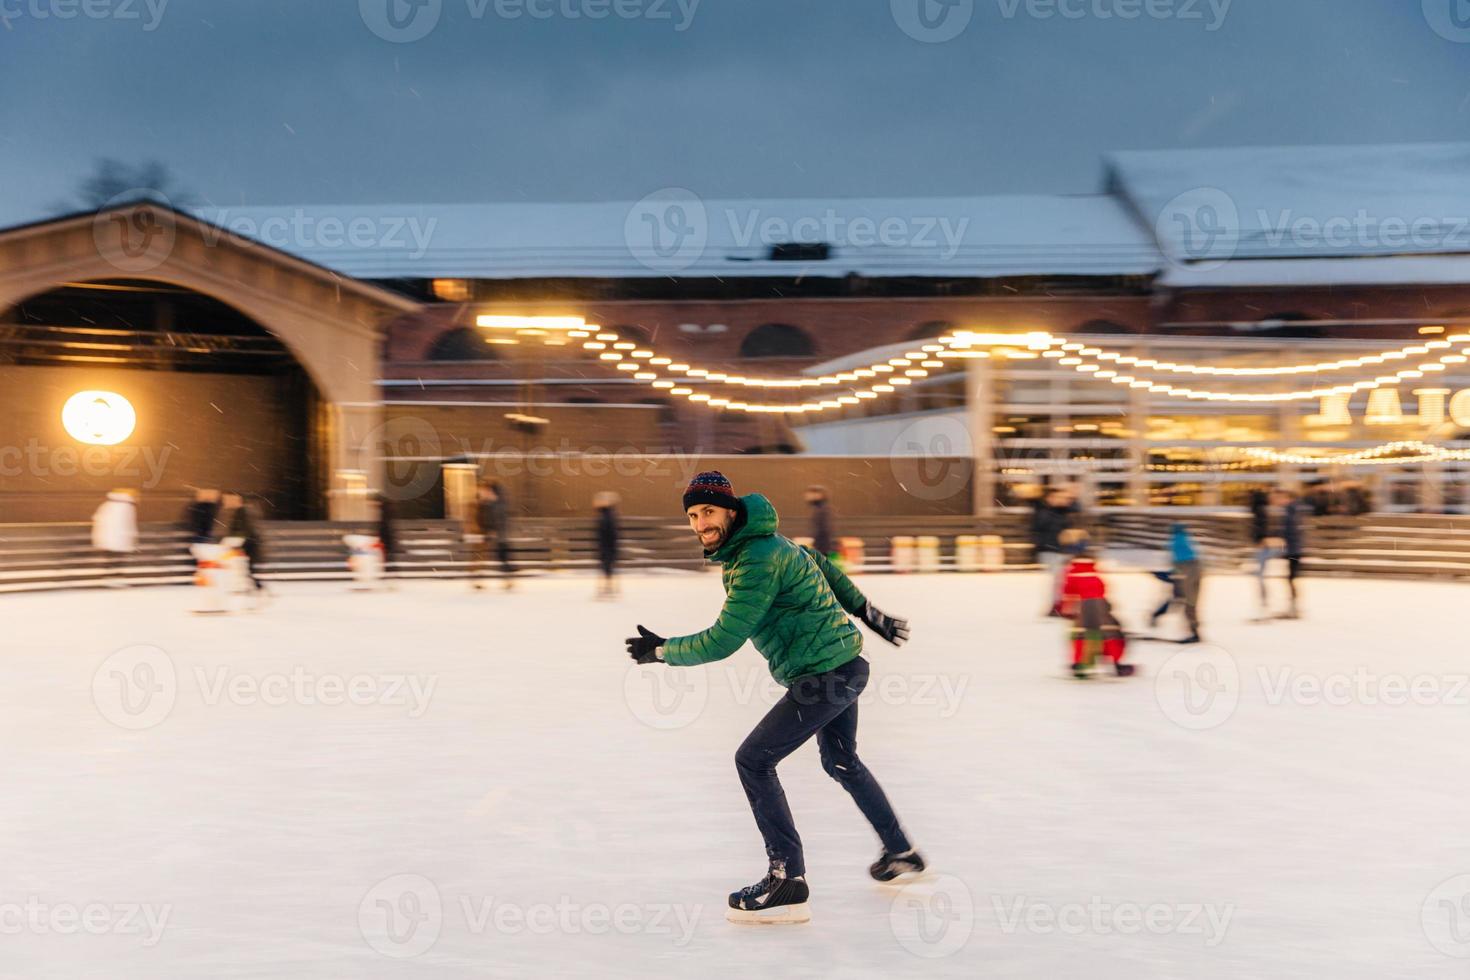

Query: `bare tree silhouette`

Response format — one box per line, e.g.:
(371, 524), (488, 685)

(53, 158), (199, 214)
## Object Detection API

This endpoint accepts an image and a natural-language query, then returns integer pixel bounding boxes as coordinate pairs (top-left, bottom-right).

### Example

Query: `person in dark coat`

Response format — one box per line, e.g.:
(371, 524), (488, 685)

(375, 493), (398, 577)
(180, 488), (221, 544)
(1273, 489), (1306, 619)
(222, 491), (267, 597)
(473, 480), (514, 590)
(1030, 486), (1077, 616)
(804, 485), (835, 559)
(594, 491), (621, 598)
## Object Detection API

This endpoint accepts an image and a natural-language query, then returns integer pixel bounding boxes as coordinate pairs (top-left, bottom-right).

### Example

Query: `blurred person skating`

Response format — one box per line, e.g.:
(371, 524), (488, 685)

(472, 480), (514, 591)
(1031, 486), (1077, 617)
(223, 492), (269, 601)
(91, 488), (139, 588)
(805, 484), (836, 561)
(1248, 488), (1276, 616)
(625, 472), (921, 924)
(375, 493), (398, 583)
(1270, 489), (1306, 619)
(1149, 522), (1202, 643)
(180, 487), (221, 544)
(1060, 533), (1132, 679)
(594, 491), (620, 599)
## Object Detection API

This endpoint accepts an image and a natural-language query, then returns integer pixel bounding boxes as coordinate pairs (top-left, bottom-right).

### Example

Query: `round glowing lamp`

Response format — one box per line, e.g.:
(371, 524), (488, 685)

(62, 390), (136, 446)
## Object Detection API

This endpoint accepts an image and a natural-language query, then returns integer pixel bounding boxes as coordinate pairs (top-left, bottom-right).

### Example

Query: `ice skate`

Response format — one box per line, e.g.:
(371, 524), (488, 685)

(870, 848), (927, 883)
(726, 868), (810, 924)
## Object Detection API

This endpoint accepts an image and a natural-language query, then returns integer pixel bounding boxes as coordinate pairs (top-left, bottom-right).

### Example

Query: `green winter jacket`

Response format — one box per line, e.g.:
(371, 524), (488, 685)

(661, 494), (867, 686)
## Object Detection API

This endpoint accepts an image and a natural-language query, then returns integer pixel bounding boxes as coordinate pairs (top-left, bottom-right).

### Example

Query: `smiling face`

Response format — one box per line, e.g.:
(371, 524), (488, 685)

(687, 503), (737, 551)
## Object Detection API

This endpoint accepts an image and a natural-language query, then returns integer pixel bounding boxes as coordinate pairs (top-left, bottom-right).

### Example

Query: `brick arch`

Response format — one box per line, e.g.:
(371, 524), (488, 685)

(0, 203), (420, 515)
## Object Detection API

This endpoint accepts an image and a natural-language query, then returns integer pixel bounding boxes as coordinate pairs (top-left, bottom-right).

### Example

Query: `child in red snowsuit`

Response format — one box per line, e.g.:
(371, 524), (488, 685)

(1060, 546), (1133, 679)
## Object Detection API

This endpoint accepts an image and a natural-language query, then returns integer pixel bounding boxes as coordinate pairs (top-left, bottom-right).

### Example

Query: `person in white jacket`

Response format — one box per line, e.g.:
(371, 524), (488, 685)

(91, 489), (139, 586)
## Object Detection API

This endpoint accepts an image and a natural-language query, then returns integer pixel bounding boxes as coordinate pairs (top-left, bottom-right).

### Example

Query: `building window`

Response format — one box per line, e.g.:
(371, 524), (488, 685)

(740, 323), (814, 359)
(427, 327), (497, 361)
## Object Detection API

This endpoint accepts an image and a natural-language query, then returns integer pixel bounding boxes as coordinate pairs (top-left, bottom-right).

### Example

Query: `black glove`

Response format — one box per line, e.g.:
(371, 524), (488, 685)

(625, 624), (666, 664)
(861, 603), (910, 647)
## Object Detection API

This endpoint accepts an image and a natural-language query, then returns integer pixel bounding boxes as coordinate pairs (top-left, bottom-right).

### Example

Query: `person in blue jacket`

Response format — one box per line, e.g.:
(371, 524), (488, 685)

(1149, 522), (1202, 642)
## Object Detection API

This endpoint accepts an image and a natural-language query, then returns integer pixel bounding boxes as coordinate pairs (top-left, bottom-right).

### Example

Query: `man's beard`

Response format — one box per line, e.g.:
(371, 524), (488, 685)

(698, 525), (727, 551)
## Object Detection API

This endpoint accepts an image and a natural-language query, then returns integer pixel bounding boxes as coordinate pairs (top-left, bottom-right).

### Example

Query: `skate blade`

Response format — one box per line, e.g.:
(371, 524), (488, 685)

(726, 902), (811, 925)
(874, 869), (932, 887)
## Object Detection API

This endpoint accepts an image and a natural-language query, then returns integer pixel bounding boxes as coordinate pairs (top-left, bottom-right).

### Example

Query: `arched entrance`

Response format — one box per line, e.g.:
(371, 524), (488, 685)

(0, 203), (420, 521)
(0, 279), (325, 521)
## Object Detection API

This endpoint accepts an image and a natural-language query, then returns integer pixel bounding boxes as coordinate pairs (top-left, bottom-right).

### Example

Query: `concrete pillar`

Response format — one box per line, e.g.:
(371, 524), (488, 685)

(1127, 384), (1149, 509)
(965, 355), (997, 516)
(327, 402), (384, 521)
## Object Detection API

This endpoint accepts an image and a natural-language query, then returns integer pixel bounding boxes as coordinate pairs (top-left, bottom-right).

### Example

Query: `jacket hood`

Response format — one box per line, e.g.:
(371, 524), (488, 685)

(708, 493), (778, 562)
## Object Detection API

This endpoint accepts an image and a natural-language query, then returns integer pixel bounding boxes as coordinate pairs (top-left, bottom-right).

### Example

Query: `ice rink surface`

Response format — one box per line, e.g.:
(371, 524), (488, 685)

(5, 569), (1470, 978)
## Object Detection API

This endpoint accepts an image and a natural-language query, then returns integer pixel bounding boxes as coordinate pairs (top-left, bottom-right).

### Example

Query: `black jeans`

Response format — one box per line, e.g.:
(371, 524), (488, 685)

(734, 656), (911, 878)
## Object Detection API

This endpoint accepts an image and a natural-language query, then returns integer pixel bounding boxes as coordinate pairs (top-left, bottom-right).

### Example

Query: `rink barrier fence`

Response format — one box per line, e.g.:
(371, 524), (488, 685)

(2, 512), (1469, 592)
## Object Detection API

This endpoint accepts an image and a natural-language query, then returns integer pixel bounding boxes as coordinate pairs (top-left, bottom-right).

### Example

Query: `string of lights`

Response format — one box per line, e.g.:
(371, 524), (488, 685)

(474, 316), (1470, 414)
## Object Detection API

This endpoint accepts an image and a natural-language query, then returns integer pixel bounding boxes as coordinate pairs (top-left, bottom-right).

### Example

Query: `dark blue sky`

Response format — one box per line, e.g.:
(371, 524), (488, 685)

(1, 0), (1467, 226)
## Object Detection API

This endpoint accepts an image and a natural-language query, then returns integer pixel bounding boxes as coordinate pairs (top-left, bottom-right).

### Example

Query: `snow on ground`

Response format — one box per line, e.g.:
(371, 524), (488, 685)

(4, 570), (1470, 979)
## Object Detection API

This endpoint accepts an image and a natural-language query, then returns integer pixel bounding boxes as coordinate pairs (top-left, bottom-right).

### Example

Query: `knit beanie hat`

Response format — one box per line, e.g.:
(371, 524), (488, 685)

(682, 471), (740, 512)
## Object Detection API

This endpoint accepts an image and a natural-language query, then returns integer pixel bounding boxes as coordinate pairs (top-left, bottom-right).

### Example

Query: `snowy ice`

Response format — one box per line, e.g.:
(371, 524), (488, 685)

(4, 570), (1469, 978)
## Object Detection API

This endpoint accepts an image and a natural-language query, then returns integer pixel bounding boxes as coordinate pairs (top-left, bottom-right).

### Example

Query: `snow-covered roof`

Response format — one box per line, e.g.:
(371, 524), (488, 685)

(190, 195), (1160, 282)
(1159, 254), (1470, 289)
(1107, 142), (1470, 266)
